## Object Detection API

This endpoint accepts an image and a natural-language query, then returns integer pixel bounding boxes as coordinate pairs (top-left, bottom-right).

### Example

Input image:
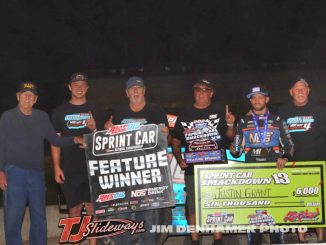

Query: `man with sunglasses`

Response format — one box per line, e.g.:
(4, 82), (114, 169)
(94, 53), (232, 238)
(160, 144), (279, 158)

(172, 80), (235, 245)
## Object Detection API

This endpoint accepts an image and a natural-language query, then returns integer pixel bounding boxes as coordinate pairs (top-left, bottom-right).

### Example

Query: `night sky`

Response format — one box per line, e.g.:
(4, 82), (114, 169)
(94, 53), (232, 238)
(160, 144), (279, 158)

(1, 0), (326, 110)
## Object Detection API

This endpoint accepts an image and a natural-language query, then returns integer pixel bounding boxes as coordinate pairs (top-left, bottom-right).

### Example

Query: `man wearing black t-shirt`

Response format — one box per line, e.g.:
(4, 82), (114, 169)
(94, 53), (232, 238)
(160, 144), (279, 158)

(278, 79), (326, 243)
(172, 80), (235, 245)
(103, 76), (171, 245)
(51, 73), (104, 245)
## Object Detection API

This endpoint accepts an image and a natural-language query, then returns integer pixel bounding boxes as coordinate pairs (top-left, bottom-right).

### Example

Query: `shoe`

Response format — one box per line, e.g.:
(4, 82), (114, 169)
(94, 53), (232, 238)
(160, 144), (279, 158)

(298, 240), (308, 243)
(317, 241), (324, 243)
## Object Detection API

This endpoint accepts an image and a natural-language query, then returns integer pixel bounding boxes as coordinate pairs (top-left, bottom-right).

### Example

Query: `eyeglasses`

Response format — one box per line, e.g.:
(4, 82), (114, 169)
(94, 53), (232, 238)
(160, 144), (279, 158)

(194, 87), (213, 93)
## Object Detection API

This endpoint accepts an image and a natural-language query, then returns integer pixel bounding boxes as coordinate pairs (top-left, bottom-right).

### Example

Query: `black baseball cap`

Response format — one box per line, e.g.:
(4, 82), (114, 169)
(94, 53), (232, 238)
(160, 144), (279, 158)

(70, 72), (88, 83)
(246, 86), (269, 99)
(193, 80), (214, 90)
(18, 81), (38, 95)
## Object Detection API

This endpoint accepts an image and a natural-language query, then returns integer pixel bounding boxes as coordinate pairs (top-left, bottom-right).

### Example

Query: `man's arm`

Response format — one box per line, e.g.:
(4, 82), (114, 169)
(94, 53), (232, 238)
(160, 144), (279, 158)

(0, 171), (6, 191)
(44, 113), (79, 147)
(277, 119), (294, 170)
(230, 120), (244, 157)
(0, 114), (7, 190)
(51, 133), (65, 184)
(172, 138), (188, 170)
(225, 105), (236, 139)
(104, 115), (114, 130)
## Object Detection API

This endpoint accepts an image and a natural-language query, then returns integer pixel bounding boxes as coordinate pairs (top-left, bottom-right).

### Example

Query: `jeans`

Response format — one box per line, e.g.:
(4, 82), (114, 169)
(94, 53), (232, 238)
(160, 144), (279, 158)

(248, 229), (283, 244)
(3, 165), (47, 245)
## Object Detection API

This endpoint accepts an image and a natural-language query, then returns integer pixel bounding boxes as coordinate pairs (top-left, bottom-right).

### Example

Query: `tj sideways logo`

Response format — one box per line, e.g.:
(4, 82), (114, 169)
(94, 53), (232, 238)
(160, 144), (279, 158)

(58, 216), (145, 243)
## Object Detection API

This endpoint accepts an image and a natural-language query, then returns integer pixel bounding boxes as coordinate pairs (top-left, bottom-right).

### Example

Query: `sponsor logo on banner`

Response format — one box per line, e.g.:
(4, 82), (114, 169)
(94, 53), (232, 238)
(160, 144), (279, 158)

(105, 122), (141, 135)
(96, 192), (126, 202)
(131, 189), (147, 197)
(111, 202), (129, 207)
(92, 124), (158, 156)
(140, 203), (150, 208)
(95, 209), (105, 214)
(283, 208), (320, 222)
(118, 207), (128, 211)
(248, 210), (276, 226)
(206, 212), (234, 224)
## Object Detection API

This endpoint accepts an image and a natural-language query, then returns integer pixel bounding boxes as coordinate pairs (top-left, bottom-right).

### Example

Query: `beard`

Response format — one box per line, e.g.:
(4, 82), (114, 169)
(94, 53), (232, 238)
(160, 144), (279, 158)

(252, 103), (267, 112)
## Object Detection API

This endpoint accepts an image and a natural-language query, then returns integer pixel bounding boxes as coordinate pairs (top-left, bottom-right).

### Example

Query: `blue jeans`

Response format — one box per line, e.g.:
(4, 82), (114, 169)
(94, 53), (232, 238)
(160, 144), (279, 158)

(3, 165), (47, 245)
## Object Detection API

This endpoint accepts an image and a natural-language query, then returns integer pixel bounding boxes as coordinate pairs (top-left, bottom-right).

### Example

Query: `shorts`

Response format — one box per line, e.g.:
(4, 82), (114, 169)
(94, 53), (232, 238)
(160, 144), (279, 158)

(61, 173), (92, 209)
(184, 173), (195, 214)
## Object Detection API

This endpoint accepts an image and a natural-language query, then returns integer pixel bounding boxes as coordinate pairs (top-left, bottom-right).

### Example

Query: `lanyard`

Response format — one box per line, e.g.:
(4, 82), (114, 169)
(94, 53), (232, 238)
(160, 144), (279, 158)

(252, 111), (269, 146)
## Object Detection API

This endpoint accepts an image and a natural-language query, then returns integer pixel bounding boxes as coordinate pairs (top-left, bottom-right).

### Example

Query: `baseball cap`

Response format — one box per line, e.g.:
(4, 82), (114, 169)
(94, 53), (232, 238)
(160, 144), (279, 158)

(18, 81), (38, 95)
(193, 80), (214, 90)
(246, 86), (269, 99)
(126, 76), (145, 89)
(291, 78), (309, 88)
(70, 72), (88, 83)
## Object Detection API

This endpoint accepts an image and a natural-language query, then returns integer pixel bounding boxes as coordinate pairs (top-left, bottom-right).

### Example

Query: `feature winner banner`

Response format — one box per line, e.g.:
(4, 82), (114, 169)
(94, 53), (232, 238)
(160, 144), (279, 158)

(195, 162), (326, 231)
(84, 123), (175, 217)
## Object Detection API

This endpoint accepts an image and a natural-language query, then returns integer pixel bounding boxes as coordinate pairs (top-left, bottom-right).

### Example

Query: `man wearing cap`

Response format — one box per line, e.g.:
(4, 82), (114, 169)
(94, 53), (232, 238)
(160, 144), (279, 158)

(51, 73), (105, 245)
(0, 82), (84, 245)
(172, 79), (235, 245)
(103, 76), (171, 245)
(277, 79), (326, 243)
(230, 85), (294, 244)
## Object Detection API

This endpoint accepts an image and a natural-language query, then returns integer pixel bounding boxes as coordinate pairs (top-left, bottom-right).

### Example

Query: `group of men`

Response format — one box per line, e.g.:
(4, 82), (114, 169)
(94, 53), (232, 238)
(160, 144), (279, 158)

(0, 74), (325, 245)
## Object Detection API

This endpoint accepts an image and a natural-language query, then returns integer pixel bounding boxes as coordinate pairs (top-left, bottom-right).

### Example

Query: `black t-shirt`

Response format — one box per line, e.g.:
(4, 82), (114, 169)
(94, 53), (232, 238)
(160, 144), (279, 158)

(172, 103), (228, 173)
(52, 102), (105, 175)
(112, 103), (168, 126)
(277, 100), (326, 161)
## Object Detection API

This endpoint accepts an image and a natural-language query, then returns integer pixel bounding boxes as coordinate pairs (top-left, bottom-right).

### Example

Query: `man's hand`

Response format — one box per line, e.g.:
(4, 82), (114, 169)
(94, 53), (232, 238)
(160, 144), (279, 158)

(246, 110), (253, 116)
(54, 167), (65, 184)
(276, 158), (288, 170)
(225, 105), (235, 126)
(172, 138), (188, 170)
(229, 143), (238, 155)
(104, 116), (114, 130)
(178, 159), (188, 170)
(86, 111), (97, 132)
(74, 136), (86, 148)
(0, 171), (7, 191)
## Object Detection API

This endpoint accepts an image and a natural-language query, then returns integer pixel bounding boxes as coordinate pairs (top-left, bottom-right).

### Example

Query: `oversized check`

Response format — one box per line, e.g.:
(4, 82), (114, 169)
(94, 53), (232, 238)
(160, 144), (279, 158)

(195, 162), (326, 230)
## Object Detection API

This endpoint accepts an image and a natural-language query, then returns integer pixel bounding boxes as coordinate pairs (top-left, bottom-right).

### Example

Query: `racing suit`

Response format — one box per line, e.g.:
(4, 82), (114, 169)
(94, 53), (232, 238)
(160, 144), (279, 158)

(232, 112), (293, 162)
(232, 111), (294, 245)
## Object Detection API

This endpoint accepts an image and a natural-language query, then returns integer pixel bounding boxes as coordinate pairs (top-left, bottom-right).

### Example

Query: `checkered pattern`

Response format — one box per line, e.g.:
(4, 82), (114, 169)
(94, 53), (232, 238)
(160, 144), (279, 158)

(181, 118), (220, 130)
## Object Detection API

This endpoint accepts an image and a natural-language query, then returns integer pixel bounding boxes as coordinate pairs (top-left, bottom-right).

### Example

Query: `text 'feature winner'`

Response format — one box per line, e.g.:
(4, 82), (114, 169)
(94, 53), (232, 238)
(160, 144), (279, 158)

(85, 123), (175, 216)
